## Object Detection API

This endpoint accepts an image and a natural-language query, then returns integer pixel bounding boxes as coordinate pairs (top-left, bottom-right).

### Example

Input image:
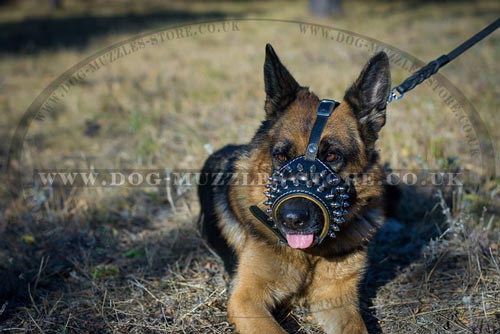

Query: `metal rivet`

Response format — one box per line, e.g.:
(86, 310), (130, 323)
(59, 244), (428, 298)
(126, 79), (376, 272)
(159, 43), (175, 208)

(307, 143), (317, 154)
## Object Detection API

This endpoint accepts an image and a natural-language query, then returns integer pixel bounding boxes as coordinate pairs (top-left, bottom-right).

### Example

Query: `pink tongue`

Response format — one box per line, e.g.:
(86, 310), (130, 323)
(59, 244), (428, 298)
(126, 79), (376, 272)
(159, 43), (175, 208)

(286, 234), (314, 249)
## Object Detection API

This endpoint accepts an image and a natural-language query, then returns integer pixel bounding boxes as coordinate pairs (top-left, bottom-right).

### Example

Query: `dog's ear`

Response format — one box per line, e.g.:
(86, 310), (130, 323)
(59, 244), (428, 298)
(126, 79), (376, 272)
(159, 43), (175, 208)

(264, 43), (300, 120)
(344, 52), (391, 147)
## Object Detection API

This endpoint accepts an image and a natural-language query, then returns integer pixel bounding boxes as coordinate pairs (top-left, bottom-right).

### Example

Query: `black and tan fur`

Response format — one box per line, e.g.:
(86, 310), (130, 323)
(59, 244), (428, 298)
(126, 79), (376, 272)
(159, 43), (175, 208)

(198, 44), (391, 334)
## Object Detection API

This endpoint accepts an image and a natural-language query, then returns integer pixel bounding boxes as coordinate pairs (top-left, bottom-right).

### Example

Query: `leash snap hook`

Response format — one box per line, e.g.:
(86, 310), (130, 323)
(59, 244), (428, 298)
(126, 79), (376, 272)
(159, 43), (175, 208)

(387, 87), (404, 104)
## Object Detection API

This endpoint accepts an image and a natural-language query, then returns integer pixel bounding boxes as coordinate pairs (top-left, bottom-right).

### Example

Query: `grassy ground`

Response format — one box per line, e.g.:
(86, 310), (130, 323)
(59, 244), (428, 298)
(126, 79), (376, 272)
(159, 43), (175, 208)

(0, 0), (499, 333)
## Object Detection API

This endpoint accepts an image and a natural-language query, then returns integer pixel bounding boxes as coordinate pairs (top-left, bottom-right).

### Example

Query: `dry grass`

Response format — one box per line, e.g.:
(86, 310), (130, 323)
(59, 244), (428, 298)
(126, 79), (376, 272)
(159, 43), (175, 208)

(1, 0), (499, 333)
(373, 192), (500, 333)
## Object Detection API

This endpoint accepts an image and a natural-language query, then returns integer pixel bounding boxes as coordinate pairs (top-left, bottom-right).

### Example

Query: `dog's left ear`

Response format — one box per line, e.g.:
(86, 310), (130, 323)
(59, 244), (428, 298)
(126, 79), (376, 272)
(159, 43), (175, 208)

(344, 52), (391, 146)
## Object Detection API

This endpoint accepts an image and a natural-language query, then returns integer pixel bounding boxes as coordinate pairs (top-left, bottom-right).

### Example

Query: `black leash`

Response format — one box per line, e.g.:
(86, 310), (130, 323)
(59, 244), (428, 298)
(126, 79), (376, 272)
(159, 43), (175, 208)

(387, 17), (500, 103)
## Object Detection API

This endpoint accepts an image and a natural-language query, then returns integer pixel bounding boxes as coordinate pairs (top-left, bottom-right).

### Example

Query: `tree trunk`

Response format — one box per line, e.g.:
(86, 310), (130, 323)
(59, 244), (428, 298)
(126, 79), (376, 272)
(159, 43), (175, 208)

(309, 0), (343, 16)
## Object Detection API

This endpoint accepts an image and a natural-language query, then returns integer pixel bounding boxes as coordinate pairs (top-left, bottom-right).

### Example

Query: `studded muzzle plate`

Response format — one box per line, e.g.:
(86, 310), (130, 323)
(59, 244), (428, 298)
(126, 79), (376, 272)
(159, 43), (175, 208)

(264, 155), (350, 245)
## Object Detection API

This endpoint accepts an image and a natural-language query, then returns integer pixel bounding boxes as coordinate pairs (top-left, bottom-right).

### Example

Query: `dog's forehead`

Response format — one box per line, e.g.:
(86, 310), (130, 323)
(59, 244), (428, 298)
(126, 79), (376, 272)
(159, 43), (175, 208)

(273, 91), (319, 143)
(272, 93), (358, 148)
(321, 102), (359, 139)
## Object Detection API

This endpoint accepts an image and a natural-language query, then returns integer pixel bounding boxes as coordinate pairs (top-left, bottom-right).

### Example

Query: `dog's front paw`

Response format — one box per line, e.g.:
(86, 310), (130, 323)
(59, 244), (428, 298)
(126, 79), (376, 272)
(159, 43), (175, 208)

(312, 306), (367, 334)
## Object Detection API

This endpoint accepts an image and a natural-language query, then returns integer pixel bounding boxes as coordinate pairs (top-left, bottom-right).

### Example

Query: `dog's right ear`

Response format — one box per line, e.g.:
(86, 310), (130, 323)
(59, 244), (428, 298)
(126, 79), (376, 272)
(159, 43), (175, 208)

(264, 44), (300, 120)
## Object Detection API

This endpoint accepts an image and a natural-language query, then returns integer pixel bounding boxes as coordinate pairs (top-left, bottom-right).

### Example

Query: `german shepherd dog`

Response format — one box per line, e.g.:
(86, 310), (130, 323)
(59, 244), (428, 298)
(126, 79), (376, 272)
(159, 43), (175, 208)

(198, 44), (391, 334)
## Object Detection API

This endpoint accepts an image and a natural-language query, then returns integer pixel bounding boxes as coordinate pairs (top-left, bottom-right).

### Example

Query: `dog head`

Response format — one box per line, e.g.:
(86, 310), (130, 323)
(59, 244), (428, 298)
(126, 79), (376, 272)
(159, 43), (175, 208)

(260, 44), (390, 249)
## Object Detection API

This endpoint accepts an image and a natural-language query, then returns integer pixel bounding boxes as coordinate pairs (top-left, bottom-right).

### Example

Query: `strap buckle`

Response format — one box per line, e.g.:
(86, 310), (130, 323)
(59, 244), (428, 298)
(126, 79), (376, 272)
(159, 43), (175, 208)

(316, 99), (337, 116)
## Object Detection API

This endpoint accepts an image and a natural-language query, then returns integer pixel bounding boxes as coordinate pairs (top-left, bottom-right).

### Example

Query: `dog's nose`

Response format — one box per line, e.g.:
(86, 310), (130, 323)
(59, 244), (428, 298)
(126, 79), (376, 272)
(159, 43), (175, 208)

(276, 197), (322, 231)
(282, 211), (308, 229)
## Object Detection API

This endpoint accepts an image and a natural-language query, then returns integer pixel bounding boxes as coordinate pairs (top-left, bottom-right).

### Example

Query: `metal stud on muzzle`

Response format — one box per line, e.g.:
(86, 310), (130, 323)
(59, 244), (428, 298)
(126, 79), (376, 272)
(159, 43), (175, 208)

(250, 99), (350, 247)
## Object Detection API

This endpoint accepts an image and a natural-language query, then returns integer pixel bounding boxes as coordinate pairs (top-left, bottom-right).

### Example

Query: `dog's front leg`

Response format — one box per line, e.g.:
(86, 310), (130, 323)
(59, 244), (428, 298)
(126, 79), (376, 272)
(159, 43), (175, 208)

(227, 282), (287, 334)
(310, 297), (367, 334)
(307, 253), (368, 334)
(227, 243), (299, 334)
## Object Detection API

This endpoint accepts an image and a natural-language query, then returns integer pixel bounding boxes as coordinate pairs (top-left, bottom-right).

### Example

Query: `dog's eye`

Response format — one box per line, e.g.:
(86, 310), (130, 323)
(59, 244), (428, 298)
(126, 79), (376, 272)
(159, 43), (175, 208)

(325, 152), (341, 163)
(276, 153), (288, 162)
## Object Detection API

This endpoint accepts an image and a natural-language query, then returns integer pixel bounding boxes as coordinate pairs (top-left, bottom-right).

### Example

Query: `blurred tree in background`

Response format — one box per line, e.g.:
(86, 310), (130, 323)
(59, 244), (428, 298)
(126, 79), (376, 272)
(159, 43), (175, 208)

(309, 0), (343, 16)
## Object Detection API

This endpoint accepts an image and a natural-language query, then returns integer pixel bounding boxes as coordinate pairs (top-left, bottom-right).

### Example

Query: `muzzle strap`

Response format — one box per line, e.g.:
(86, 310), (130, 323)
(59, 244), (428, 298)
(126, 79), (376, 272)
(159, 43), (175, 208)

(304, 99), (340, 161)
(249, 205), (287, 244)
